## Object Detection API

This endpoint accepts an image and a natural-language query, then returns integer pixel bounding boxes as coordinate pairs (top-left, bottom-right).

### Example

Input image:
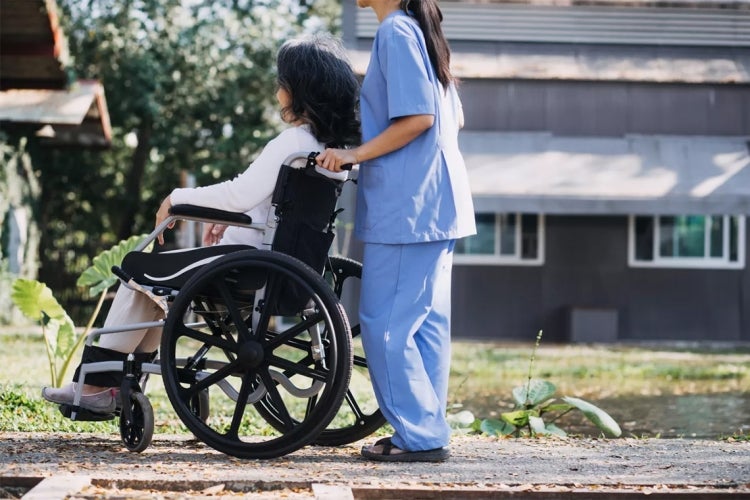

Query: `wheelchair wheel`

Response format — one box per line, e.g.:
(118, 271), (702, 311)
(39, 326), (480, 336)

(160, 249), (352, 459)
(189, 389), (210, 422)
(119, 392), (154, 453)
(314, 256), (386, 446)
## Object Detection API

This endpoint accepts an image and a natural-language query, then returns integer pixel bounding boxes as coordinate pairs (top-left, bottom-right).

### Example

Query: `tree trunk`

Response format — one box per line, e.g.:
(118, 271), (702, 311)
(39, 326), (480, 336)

(117, 116), (153, 241)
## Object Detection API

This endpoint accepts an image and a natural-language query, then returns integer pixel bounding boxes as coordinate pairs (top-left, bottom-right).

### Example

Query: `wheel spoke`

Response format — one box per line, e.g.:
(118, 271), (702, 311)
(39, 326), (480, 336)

(269, 355), (329, 383)
(259, 368), (293, 430)
(227, 372), (255, 439)
(265, 314), (321, 350)
(343, 389), (367, 421)
(176, 323), (238, 353)
(353, 353), (368, 369)
(181, 358), (242, 398)
(215, 278), (253, 342)
(254, 270), (283, 339)
(305, 394), (318, 420)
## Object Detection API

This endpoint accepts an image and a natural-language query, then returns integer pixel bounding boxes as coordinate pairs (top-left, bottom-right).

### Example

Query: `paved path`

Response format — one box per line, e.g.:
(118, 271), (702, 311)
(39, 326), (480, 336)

(1, 432), (749, 498)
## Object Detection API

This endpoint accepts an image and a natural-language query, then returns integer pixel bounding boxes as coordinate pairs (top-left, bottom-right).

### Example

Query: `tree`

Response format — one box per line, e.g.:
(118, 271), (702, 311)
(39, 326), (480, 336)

(39, 0), (342, 323)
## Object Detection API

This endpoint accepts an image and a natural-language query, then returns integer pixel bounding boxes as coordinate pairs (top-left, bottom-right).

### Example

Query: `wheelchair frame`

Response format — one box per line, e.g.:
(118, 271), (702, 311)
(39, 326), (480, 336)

(63, 152), (385, 458)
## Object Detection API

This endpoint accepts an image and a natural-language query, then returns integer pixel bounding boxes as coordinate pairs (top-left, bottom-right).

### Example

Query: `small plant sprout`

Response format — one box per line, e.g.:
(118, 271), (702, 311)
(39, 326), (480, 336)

(480, 330), (622, 439)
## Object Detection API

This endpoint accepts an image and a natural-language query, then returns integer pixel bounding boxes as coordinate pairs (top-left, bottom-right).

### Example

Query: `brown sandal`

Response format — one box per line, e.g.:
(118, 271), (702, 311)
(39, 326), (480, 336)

(361, 437), (450, 463)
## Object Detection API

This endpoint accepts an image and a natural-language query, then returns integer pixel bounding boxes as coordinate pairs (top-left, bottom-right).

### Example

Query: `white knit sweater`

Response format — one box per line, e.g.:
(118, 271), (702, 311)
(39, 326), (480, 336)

(169, 125), (345, 248)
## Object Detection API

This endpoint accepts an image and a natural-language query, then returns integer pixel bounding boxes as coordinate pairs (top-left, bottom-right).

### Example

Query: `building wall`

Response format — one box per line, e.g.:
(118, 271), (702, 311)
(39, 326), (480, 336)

(452, 215), (750, 342)
(343, 2), (750, 342)
(460, 79), (750, 136)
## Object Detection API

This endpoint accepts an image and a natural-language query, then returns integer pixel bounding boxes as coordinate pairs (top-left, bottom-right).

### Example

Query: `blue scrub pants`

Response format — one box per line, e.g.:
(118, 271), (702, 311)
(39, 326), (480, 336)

(360, 239), (455, 451)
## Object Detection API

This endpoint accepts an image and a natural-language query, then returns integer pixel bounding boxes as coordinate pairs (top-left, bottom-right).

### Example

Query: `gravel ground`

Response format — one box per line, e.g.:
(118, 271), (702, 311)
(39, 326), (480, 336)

(2, 432), (749, 497)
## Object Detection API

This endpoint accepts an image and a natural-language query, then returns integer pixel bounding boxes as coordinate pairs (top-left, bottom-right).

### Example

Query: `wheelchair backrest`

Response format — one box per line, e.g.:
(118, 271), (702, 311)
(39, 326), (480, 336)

(270, 156), (344, 314)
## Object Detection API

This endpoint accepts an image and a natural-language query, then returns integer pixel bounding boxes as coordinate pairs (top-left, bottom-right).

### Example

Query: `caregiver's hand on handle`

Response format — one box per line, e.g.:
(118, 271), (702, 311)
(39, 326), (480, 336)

(316, 114), (434, 173)
(316, 148), (357, 172)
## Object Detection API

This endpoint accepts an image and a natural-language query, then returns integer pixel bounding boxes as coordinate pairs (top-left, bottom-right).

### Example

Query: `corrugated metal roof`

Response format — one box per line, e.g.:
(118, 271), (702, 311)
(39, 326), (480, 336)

(460, 132), (750, 214)
(356, 3), (750, 47)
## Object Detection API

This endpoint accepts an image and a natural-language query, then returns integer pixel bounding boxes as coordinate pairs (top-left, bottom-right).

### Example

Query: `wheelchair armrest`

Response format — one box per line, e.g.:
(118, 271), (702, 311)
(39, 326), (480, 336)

(169, 204), (253, 226)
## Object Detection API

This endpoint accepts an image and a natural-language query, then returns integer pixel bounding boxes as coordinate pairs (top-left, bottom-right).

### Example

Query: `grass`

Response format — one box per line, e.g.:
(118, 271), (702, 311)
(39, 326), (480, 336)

(2, 329), (749, 435)
(449, 341), (750, 406)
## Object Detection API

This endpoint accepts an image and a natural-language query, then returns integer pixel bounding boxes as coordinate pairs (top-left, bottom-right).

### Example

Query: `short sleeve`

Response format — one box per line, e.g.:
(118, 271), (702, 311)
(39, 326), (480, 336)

(377, 21), (435, 120)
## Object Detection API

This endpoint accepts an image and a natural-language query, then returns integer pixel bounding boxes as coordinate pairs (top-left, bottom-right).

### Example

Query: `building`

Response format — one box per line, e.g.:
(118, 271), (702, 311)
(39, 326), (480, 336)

(0, 0), (111, 322)
(342, 0), (750, 342)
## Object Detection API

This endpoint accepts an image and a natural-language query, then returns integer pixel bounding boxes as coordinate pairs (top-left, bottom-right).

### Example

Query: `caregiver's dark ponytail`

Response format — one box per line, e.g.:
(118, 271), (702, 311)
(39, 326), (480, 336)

(401, 0), (453, 89)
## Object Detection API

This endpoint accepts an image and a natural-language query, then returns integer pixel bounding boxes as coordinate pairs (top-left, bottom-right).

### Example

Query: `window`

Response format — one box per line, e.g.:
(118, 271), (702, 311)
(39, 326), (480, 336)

(455, 213), (544, 265)
(629, 215), (745, 269)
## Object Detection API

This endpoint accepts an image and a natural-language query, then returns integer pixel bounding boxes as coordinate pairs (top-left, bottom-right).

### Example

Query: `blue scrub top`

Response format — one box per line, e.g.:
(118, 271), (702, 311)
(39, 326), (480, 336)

(354, 10), (476, 244)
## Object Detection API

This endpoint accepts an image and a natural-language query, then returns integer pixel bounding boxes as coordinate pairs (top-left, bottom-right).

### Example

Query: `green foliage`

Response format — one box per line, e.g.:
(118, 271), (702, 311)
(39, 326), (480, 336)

(722, 431), (750, 442)
(473, 331), (622, 439)
(77, 234), (151, 297)
(10, 235), (147, 387)
(11, 279), (77, 386)
(562, 396), (622, 437)
(512, 378), (556, 407)
(39, 1), (341, 325)
(0, 384), (116, 432)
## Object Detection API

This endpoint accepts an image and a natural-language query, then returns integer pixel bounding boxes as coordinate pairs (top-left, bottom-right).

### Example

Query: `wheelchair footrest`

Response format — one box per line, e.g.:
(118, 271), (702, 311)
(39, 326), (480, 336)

(58, 403), (117, 422)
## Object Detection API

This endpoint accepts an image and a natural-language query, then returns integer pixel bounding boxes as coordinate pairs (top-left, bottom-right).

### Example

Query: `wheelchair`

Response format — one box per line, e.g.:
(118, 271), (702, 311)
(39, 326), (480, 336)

(60, 152), (386, 459)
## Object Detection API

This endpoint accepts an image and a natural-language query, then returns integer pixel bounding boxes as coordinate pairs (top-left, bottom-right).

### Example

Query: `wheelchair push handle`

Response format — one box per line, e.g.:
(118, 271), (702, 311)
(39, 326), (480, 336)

(306, 152), (354, 172)
(111, 265), (132, 283)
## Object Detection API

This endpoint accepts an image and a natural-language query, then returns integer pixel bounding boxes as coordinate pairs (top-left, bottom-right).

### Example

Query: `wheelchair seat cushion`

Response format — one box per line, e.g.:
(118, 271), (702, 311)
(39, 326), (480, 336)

(121, 244), (253, 289)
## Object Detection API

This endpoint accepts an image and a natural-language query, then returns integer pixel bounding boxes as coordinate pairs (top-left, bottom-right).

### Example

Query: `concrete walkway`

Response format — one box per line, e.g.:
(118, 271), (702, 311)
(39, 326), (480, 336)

(1, 432), (749, 498)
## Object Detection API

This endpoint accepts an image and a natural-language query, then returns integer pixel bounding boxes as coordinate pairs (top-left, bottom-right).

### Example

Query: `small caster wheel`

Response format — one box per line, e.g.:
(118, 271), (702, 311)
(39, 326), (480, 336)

(120, 392), (154, 453)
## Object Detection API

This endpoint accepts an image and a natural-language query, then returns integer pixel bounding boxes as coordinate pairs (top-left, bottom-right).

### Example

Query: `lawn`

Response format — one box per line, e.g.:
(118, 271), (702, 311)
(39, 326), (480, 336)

(2, 328), (749, 437)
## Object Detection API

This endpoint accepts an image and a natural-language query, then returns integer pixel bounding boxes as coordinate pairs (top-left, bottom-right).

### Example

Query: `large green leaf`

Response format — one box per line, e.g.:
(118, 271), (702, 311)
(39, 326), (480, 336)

(447, 409), (477, 429)
(528, 415), (549, 435)
(562, 396), (622, 438)
(545, 422), (568, 437)
(540, 402), (574, 415)
(48, 316), (77, 358)
(479, 418), (516, 437)
(529, 416), (568, 437)
(501, 409), (538, 427)
(10, 279), (77, 357)
(11, 279), (67, 321)
(77, 234), (149, 297)
(512, 379), (556, 407)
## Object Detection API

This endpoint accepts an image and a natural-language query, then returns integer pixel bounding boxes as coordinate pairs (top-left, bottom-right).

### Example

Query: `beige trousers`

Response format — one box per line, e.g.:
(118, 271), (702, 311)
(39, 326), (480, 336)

(97, 286), (165, 353)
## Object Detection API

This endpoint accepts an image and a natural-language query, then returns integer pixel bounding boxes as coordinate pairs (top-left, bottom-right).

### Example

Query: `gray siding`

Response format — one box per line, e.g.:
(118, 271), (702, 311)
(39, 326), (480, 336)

(354, 3), (750, 47)
(460, 80), (750, 136)
(452, 216), (750, 342)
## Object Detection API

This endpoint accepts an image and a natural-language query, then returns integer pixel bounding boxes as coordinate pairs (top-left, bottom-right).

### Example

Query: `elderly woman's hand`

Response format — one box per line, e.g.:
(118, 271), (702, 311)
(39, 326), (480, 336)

(202, 223), (227, 246)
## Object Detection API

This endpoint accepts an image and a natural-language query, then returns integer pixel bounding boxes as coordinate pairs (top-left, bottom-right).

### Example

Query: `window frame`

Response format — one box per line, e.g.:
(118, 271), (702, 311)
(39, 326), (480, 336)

(454, 213), (545, 266)
(627, 214), (745, 269)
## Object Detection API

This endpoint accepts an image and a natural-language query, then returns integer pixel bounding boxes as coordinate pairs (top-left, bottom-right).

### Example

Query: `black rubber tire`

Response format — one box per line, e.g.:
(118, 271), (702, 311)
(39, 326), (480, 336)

(314, 256), (386, 446)
(160, 249), (352, 459)
(119, 392), (154, 453)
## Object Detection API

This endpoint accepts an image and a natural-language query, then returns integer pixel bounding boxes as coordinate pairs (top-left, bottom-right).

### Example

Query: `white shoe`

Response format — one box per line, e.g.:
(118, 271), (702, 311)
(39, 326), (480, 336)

(42, 383), (117, 414)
